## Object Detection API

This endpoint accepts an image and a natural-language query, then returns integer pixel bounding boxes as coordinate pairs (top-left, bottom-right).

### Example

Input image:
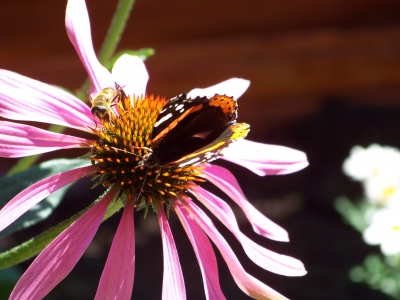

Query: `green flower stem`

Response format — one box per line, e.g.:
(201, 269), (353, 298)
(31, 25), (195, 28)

(97, 0), (136, 65)
(0, 198), (123, 270)
(6, 124), (65, 176)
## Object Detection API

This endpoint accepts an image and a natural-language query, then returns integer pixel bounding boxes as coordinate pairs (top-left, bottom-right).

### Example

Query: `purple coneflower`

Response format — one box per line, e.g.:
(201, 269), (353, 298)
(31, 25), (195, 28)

(0, 0), (308, 299)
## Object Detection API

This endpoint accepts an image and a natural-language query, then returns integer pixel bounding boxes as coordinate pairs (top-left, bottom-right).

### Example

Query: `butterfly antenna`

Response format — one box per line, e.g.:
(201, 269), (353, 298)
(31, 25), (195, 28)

(135, 166), (149, 204)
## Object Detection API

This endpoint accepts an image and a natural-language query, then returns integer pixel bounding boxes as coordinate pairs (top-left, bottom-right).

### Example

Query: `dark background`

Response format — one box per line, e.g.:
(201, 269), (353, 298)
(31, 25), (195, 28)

(1, 0), (400, 299)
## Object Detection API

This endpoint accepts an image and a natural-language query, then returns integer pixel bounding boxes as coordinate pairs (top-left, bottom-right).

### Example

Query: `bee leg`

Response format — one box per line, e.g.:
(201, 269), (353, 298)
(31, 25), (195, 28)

(93, 116), (99, 129)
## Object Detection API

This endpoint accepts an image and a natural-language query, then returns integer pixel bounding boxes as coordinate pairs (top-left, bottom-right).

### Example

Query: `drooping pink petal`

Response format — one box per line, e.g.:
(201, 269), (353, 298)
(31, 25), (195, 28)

(66, 0), (114, 94)
(9, 188), (117, 300)
(0, 121), (92, 158)
(222, 140), (309, 176)
(203, 164), (289, 242)
(0, 164), (97, 232)
(95, 197), (135, 300)
(173, 201), (226, 300)
(187, 78), (250, 100)
(177, 198), (288, 300)
(112, 55), (149, 98)
(156, 201), (186, 300)
(193, 186), (306, 276)
(0, 70), (95, 130)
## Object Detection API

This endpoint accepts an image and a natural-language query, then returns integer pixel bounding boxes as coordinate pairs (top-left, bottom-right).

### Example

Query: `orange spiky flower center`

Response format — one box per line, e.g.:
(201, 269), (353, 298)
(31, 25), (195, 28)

(89, 94), (205, 208)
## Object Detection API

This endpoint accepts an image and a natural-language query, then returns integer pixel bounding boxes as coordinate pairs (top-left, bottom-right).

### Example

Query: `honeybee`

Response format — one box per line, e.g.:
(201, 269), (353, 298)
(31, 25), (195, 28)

(89, 84), (125, 122)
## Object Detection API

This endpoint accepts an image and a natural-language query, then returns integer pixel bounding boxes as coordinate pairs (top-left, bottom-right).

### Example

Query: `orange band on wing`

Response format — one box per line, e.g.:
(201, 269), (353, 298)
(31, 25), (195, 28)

(152, 104), (204, 143)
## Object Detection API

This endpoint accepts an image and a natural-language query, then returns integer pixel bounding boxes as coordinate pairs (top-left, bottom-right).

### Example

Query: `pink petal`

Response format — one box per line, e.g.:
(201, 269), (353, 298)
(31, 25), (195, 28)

(0, 164), (97, 232)
(222, 139), (309, 176)
(156, 201), (186, 300)
(0, 70), (95, 130)
(177, 198), (289, 300)
(0, 121), (92, 158)
(112, 55), (149, 97)
(193, 186), (306, 276)
(95, 198), (135, 300)
(66, 0), (114, 93)
(187, 78), (250, 100)
(10, 188), (116, 300)
(203, 164), (289, 242)
(173, 201), (226, 300)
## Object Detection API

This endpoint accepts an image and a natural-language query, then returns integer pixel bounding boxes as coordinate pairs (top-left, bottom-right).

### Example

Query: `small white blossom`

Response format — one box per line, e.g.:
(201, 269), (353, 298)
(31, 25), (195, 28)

(364, 175), (400, 206)
(363, 208), (400, 255)
(343, 144), (400, 181)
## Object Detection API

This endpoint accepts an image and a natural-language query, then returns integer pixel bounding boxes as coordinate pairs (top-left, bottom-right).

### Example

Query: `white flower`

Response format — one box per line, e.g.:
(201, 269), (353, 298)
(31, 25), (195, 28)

(343, 144), (400, 181)
(364, 175), (400, 206)
(363, 207), (400, 255)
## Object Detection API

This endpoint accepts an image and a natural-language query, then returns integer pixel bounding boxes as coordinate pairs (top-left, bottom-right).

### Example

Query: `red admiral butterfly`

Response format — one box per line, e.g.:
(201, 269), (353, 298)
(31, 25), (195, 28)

(140, 93), (249, 168)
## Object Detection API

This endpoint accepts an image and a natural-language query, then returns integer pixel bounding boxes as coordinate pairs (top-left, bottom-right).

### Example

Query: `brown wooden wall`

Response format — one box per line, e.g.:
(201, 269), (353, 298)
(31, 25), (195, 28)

(1, 0), (399, 136)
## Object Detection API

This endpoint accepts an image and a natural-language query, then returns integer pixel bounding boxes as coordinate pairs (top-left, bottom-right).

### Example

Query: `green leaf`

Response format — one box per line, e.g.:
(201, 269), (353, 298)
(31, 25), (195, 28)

(334, 196), (374, 232)
(0, 158), (90, 237)
(0, 265), (20, 299)
(0, 188), (124, 270)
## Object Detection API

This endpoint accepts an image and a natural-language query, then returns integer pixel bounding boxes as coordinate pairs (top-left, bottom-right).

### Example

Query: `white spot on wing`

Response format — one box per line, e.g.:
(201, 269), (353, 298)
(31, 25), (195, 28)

(178, 157), (200, 167)
(175, 104), (184, 111)
(154, 113), (173, 127)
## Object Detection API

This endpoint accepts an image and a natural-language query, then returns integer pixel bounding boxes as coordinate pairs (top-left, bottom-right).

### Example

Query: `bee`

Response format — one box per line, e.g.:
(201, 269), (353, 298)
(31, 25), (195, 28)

(88, 84), (125, 123)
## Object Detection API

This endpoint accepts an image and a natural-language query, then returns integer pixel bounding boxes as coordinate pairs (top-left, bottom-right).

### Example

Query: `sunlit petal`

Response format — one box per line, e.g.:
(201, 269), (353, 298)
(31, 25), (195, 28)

(66, 0), (114, 93)
(222, 140), (309, 176)
(187, 78), (250, 100)
(194, 186), (306, 276)
(0, 121), (92, 158)
(112, 55), (149, 97)
(203, 164), (289, 242)
(10, 189), (116, 300)
(0, 70), (95, 130)
(177, 198), (288, 300)
(156, 201), (186, 300)
(174, 201), (226, 300)
(0, 164), (97, 232)
(95, 198), (135, 300)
